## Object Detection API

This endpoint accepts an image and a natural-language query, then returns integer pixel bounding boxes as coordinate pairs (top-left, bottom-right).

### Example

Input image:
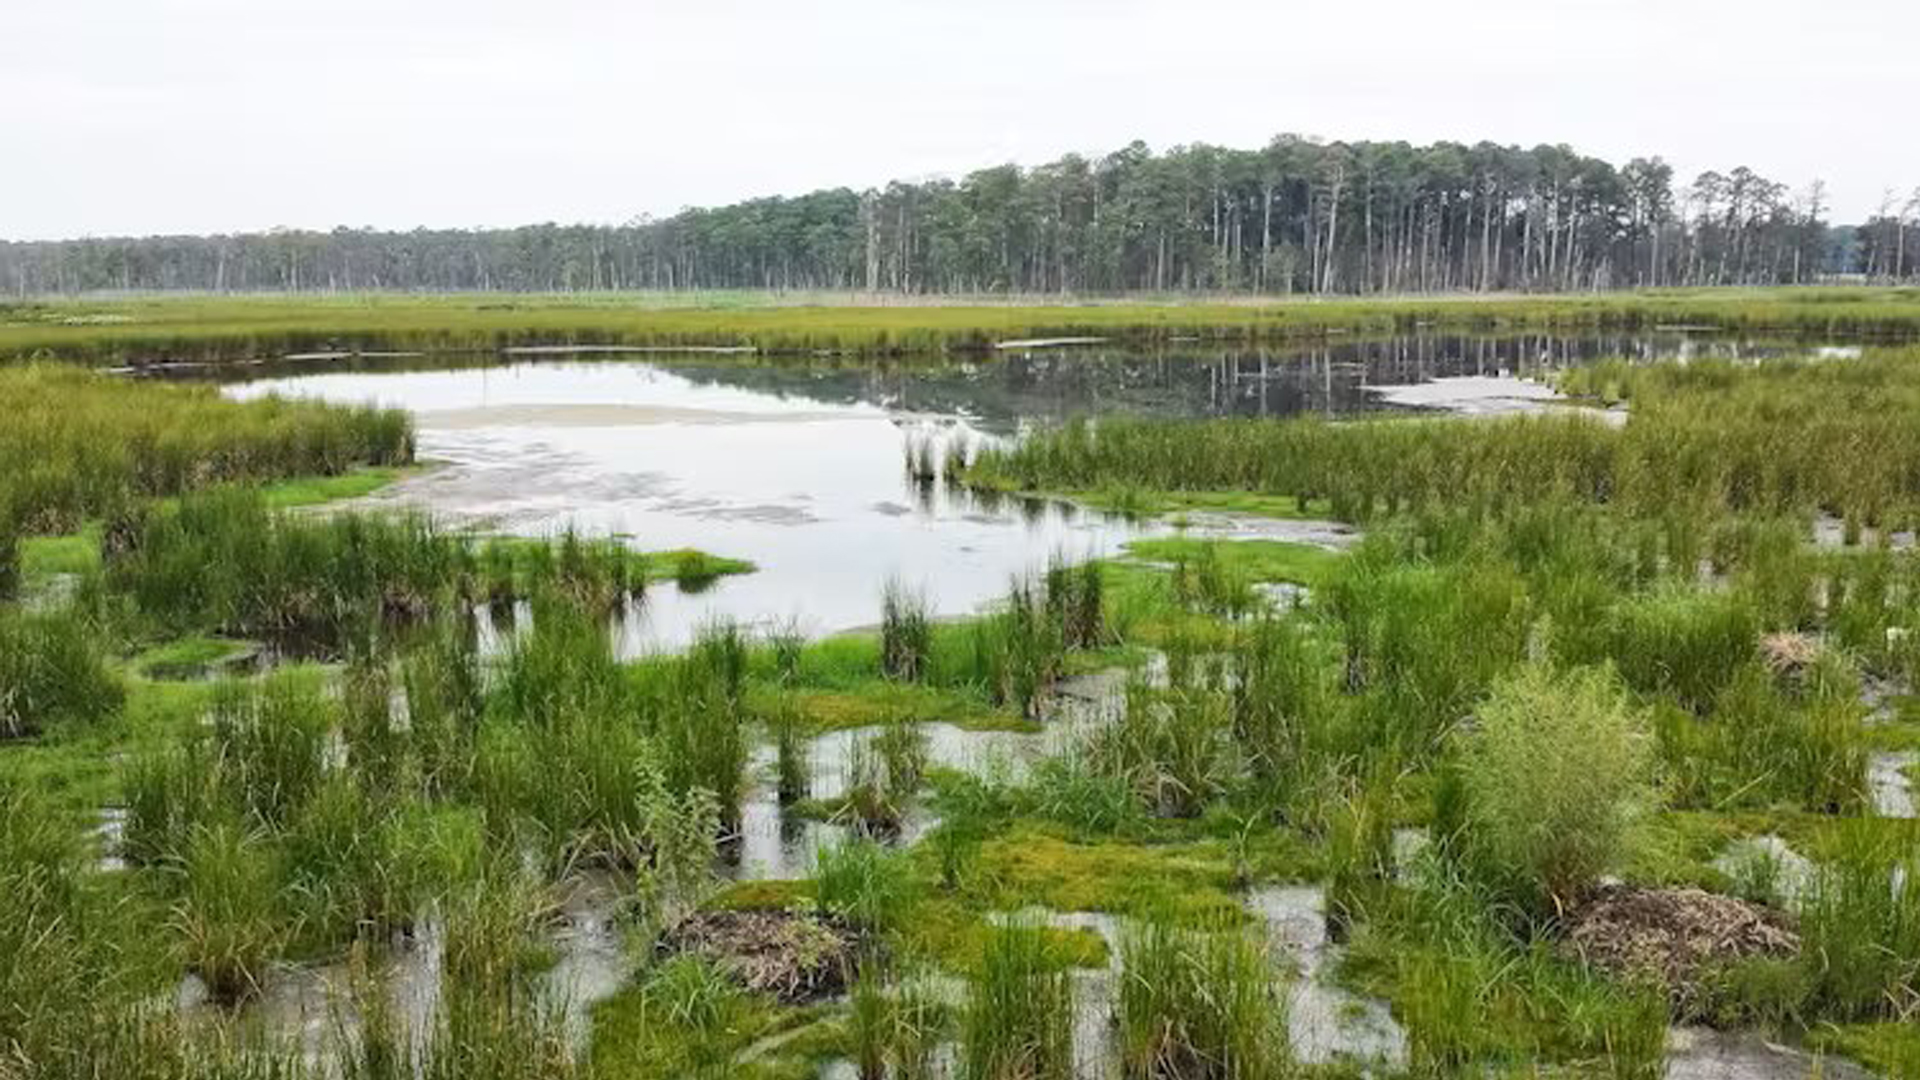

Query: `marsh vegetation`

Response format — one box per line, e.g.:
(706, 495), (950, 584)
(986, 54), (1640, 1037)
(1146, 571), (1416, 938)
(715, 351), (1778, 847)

(7, 306), (1920, 1080)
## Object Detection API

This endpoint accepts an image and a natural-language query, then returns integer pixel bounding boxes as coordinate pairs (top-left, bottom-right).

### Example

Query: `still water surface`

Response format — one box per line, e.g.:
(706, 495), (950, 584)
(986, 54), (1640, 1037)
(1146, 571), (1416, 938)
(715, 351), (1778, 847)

(221, 333), (1826, 648)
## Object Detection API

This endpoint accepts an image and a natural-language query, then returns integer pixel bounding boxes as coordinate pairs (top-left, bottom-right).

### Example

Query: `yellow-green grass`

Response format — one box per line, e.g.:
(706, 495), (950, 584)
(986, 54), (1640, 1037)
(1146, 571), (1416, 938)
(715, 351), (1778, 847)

(7, 287), (1920, 363)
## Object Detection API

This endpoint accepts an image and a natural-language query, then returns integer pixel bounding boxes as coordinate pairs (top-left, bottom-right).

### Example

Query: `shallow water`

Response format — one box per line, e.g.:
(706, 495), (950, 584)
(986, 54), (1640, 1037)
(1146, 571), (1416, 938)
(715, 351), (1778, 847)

(230, 362), (1167, 650)
(722, 664), (1135, 881)
(1868, 750), (1917, 818)
(216, 333), (1819, 649)
(177, 869), (631, 1063)
(1244, 885), (1410, 1069)
(1664, 1026), (1877, 1080)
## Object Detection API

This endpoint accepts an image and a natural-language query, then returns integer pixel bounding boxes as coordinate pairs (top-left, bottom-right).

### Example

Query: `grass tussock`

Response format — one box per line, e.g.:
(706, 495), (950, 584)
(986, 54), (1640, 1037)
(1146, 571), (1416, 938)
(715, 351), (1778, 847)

(0, 607), (123, 738)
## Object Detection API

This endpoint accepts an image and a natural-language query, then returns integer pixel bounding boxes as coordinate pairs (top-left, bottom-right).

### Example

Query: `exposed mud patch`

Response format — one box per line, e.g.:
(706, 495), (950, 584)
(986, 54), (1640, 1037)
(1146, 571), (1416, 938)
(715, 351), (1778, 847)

(1178, 512), (1360, 550)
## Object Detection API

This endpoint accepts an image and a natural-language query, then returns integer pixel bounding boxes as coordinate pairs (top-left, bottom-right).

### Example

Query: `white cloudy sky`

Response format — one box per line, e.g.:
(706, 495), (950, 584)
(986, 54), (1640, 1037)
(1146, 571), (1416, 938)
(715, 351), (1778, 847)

(5, 0), (1914, 240)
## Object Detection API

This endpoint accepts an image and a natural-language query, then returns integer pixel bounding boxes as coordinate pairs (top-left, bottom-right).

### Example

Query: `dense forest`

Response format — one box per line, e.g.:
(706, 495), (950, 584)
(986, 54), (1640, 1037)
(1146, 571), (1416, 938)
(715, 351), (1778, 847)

(6, 137), (1918, 296)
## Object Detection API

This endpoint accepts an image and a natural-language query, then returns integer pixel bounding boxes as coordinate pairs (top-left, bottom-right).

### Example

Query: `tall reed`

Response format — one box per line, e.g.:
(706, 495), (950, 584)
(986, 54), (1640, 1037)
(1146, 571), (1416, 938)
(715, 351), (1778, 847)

(1117, 911), (1285, 1079)
(882, 580), (933, 682)
(960, 918), (1075, 1080)
(0, 362), (413, 533)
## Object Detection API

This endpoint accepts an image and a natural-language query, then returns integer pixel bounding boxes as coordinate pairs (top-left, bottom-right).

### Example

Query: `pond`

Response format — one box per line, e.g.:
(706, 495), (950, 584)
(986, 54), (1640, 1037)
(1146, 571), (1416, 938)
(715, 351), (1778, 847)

(217, 331), (1836, 649)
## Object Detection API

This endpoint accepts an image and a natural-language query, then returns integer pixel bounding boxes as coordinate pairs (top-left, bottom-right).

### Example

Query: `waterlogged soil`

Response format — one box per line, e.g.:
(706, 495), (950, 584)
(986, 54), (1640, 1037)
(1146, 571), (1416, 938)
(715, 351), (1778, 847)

(1665, 1027), (1879, 1080)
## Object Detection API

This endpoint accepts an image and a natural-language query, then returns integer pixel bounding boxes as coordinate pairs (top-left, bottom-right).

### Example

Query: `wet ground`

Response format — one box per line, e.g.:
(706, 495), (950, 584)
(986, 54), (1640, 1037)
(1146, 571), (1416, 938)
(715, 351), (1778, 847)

(1665, 1027), (1878, 1080)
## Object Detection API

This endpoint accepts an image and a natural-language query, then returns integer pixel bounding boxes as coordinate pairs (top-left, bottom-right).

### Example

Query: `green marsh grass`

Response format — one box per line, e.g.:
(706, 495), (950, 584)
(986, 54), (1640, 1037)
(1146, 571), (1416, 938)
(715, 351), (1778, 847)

(12, 289), (1920, 365)
(972, 345), (1920, 528)
(0, 607), (124, 738)
(0, 784), (167, 1074)
(881, 579), (933, 682)
(1090, 681), (1238, 819)
(1799, 828), (1920, 1020)
(1044, 556), (1106, 649)
(205, 673), (335, 831)
(171, 818), (286, 1003)
(815, 835), (916, 936)
(1232, 614), (1339, 784)
(960, 917), (1075, 1080)
(0, 517), (18, 599)
(768, 701), (812, 804)
(848, 965), (946, 1080)
(103, 487), (745, 653)
(968, 577), (1068, 719)
(0, 362), (412, 533)
(1117, 911), (1285, 1080)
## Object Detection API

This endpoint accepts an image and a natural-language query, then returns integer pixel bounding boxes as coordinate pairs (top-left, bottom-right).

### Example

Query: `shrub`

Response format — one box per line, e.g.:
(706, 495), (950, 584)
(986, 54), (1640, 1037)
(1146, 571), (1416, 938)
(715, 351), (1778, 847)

(1458, 662), (1653, 914)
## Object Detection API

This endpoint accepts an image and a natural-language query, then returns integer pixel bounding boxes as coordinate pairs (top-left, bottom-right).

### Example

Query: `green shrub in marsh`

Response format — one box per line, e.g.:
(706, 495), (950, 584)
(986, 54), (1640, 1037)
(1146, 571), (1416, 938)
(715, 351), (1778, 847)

(1457, 663), (1653, 917)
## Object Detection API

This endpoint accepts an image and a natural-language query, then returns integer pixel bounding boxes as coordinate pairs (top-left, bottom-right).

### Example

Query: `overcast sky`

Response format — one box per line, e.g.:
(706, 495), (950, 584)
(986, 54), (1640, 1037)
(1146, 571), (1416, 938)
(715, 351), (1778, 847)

(5, 0), (1915, 241)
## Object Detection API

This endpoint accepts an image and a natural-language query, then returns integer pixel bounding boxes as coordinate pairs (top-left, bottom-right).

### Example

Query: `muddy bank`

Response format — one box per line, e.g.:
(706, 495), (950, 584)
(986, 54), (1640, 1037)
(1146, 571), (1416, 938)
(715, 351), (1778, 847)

(1176, 511), (1362, 550)
(1369, 373), (1628, 426)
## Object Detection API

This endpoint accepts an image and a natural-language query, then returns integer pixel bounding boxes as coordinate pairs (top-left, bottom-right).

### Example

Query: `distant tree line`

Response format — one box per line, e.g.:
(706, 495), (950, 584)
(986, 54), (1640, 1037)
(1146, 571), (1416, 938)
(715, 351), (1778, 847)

(6, 137), (1918, 296)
